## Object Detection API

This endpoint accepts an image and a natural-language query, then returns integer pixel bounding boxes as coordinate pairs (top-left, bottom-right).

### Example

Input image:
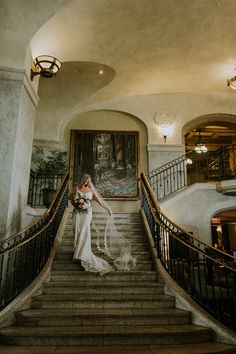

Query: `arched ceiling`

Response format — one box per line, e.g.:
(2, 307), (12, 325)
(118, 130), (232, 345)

(31, 0), (236, 101)
(185, 120), (236, 151)
(29, 0), (236, 140)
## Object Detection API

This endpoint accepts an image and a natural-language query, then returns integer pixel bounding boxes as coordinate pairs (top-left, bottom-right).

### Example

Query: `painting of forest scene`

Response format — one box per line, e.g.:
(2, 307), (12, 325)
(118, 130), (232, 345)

(70, 130), (139, 199)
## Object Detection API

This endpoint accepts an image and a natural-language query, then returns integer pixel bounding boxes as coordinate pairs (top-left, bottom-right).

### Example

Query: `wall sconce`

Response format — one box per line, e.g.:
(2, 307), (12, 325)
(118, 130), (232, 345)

(30, 55), (61, 81)
(154, 111), (174, 143)
(227, 68), (236, 89)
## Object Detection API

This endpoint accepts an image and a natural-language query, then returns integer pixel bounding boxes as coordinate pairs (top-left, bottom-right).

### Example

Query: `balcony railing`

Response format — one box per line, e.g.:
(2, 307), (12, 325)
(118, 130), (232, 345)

(27, 170), (64, 208)
(148, 144), (236, 201)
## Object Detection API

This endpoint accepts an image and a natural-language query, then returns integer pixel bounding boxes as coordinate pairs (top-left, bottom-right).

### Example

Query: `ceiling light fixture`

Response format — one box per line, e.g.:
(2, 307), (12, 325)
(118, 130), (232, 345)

(30, 55), (61, 81)
(194, 130), (208, 154)
(227, 68), (236, 90)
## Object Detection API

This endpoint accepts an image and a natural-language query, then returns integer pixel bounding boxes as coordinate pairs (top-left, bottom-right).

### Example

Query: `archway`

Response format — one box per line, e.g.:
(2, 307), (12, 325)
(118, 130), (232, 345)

(62, 109), (148, 174)
(182, 113), (236, 152)
(211, 209), (236, 255)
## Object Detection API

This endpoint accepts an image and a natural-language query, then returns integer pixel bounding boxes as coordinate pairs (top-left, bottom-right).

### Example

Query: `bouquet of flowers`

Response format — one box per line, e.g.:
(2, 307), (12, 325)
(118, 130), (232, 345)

(73, 191), (91, 211)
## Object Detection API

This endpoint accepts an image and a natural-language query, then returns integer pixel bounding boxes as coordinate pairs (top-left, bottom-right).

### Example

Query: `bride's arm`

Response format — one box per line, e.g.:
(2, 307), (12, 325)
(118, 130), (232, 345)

(92, 189), (112, 215)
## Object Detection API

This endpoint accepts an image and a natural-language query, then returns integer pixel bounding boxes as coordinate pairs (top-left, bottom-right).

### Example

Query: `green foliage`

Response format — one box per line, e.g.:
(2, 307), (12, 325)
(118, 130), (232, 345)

(32, 148), (68, 174)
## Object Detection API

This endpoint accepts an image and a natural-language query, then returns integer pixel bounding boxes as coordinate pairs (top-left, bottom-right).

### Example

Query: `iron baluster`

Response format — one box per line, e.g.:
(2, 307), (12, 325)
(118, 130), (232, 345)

(140, 172), (236, 331)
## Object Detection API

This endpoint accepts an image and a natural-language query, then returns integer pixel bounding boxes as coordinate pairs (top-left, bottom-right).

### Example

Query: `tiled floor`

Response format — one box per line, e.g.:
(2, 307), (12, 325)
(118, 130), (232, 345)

(0, 343), (235, 354)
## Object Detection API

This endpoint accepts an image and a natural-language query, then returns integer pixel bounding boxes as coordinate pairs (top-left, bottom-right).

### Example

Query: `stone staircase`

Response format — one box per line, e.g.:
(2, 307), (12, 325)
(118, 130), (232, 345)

(0, 211), (236, 352)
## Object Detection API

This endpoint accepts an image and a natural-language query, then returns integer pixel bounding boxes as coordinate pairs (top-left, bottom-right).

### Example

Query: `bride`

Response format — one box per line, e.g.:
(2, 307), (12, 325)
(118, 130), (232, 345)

(71, 174), (136, 275)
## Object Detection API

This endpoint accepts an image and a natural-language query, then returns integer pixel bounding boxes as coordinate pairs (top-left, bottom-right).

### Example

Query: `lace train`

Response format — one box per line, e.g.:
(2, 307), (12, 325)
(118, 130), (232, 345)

(73, 207), (113, 275)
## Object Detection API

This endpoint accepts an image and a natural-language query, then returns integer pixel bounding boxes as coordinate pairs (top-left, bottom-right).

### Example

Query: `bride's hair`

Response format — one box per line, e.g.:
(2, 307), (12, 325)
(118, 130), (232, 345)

(79, 174), (91, 188)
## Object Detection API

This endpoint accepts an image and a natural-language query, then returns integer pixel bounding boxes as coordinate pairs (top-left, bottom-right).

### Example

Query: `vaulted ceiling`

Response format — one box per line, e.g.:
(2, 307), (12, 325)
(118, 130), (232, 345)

(28, 0), (236, 143)
(30, 0), (236, 100)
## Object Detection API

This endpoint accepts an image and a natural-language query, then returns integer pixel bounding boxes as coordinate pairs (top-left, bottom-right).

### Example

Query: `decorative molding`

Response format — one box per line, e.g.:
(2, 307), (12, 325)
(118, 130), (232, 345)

(0, 66), (24, 81)
(154, 111), (175, 126)
(33, 139), (66, 151)
(0, 66), (39, 107)
(147, 144), (185, 152)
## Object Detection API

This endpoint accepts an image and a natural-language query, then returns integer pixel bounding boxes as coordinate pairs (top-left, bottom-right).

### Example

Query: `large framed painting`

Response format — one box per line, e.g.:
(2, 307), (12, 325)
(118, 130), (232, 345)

(70, 130), (139, 199)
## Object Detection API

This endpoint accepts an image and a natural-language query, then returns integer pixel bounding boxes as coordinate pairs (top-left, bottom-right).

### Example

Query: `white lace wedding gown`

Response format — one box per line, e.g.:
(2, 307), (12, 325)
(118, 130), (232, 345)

(73, 191), (113, 275)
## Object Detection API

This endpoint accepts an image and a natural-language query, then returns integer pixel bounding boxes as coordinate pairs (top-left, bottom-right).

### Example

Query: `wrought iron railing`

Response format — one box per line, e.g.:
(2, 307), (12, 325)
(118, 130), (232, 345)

(148, 150), (220, 200)
(218, 144), (236, 180)
(27, 170), (65, 208)
(141, 172), (236, 331)
(148, 144), (236, 200)
(0, 172), (69, 311)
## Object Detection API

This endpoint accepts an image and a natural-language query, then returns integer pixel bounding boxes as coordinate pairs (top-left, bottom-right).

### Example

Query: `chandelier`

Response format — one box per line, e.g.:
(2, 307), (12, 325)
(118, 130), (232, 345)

(194, 130), (208, 154)
(227, 77), (236, 90)
(227, 68), (236, 89)
(30, 55), (61, 81)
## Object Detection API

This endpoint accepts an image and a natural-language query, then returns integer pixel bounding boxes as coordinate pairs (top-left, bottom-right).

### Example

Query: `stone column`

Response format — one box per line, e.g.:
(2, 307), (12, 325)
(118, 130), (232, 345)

(0, 67), (39, 239)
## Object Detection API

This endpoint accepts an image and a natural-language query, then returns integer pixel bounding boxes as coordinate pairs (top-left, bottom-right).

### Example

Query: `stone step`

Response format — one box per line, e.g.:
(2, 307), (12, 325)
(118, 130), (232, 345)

(42, 280), (163, 294)
(61, 234), (147, 245)
(65, 224), (144, 230)
(1, 343), (235, 354)
(0, 325), (213, 346)
(66, 218), (143, 226)
(52, 260), (153, 271)
(50, 270), (157, 282)
(32, 292), (173, 301)
(31, 293), (175, 309)
(61, 234), (147, 242)
(62, 232), (146, 240)
(59, 243), (149, 252)
(68, 212), (142, 218)
(65, 220), (144, 226)
(15, 308), (191, 326)
(55, 250), (151, 261)
(65, 221), (143, 228)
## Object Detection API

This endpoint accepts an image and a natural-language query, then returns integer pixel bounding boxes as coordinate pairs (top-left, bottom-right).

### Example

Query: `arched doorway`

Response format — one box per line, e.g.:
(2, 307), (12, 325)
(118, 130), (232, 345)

(183, 113), (236, 153)
(211, 209), (236, 256)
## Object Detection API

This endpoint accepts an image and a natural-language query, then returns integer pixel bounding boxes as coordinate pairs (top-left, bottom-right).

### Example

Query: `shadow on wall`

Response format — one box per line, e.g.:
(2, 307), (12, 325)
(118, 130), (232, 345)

(5, 192), (22, 239)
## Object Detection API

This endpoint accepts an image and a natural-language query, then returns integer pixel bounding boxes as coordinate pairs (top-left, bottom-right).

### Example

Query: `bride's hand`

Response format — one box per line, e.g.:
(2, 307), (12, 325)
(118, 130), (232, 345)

(108, 209), (112, 216)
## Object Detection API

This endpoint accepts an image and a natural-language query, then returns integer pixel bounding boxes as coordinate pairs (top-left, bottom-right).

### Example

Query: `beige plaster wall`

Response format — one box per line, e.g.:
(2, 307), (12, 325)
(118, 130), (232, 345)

(160, 183), (236, 244)
(6, 79), (38, 237)
(43, 92), (236, 144)
(0, 0), (68, 68)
